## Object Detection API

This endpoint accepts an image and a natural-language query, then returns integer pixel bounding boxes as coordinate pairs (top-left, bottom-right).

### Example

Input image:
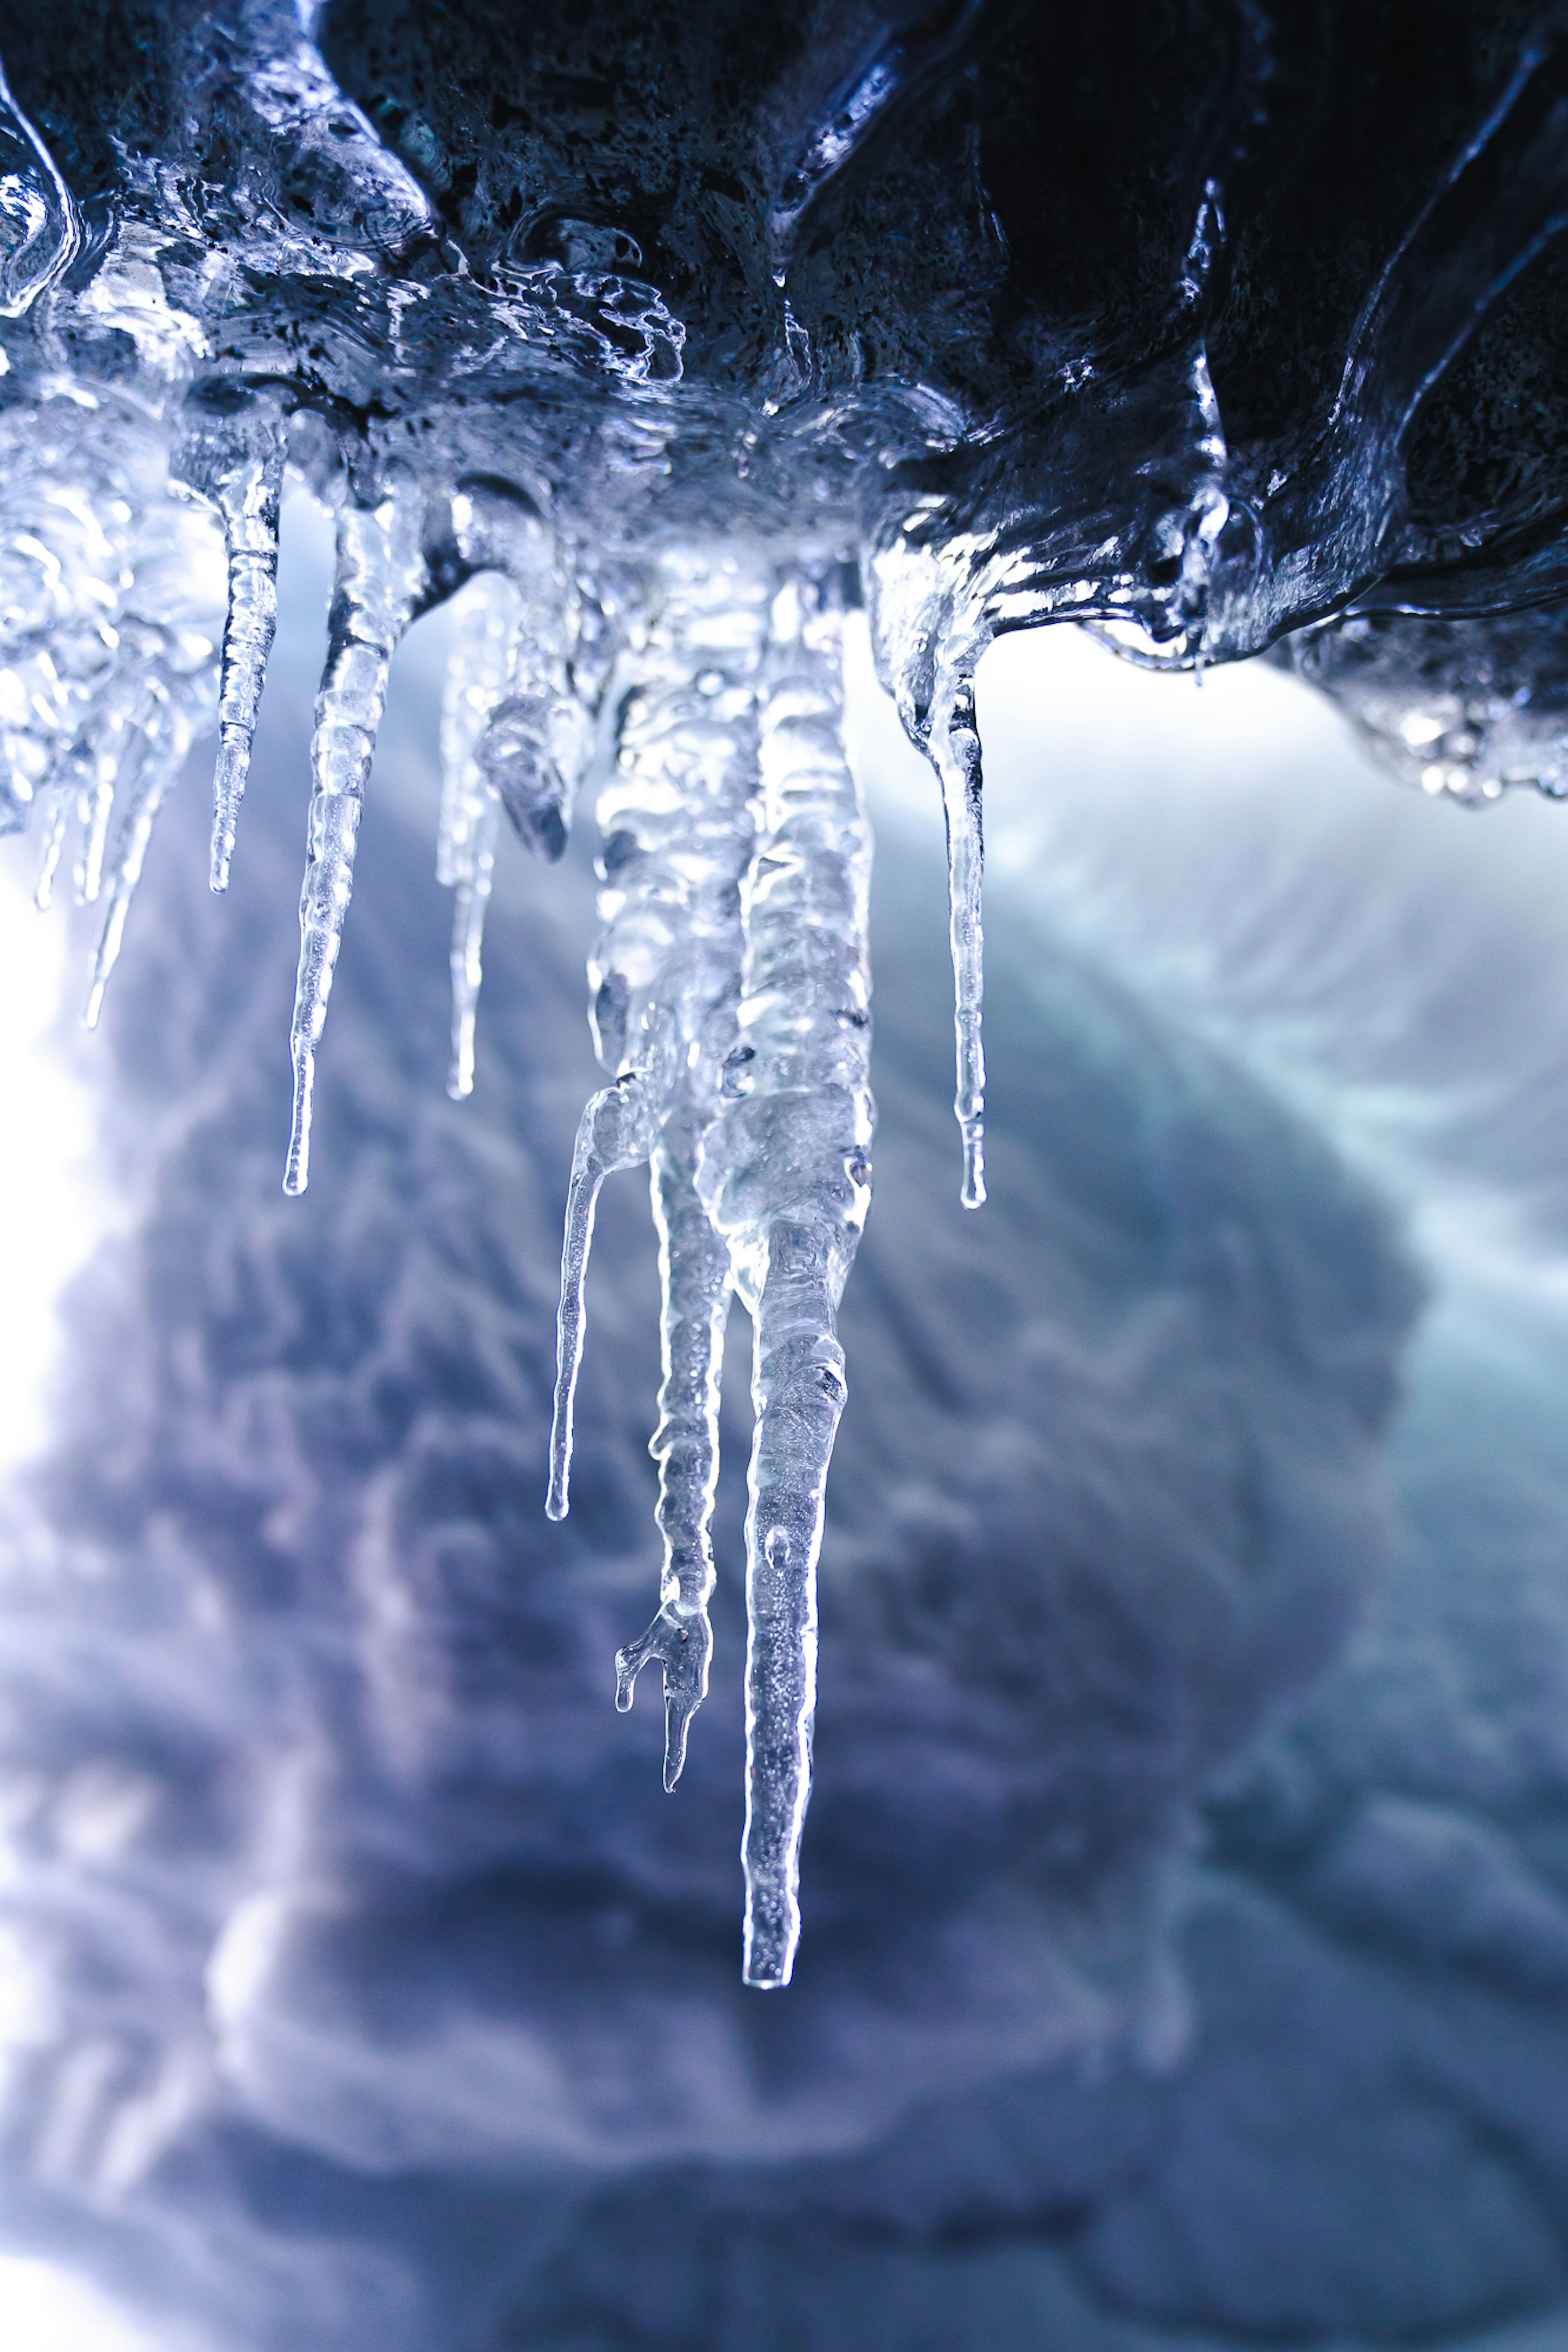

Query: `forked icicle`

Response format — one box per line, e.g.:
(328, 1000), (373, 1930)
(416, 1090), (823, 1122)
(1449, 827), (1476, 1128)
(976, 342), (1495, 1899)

(85, 693), (192, 1027)
(284, 473), (426, 1195)
(547, 1072), (657, 1519)
(209, 417), (287, 891)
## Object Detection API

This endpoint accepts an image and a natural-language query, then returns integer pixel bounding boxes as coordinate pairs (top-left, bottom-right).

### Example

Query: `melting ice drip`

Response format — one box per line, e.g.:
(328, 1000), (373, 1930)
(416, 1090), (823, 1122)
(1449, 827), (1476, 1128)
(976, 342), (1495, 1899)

(1, 3), (1566, 1981)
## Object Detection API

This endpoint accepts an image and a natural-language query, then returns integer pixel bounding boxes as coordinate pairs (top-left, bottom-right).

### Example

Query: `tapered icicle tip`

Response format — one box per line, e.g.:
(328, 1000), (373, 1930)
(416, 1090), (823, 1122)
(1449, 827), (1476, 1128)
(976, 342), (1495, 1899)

(210, 731), (251, 893)
(614, 1602), (712, 1789)
(283, 1055), (313, 1196)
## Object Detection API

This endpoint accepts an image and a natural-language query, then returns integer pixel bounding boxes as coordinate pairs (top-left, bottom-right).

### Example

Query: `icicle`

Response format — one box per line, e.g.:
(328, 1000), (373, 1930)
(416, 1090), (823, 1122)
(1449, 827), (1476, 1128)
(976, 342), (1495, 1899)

(929, 664), (986, 1208)
(547, 1070), (660, 1520)
(0, 60), (80, 318)
(550, 550), (769, 1508)
(32, 781), (72, 912)
(615, 1134), (732, 1788)
(209, 415), (287, 892)
(71, 685), (144, 907)
(697, 571), (874, 1985)
(284, 472), (426, 1196)
(84, 691), (193, 1028)
(437, 572), (523, 1095)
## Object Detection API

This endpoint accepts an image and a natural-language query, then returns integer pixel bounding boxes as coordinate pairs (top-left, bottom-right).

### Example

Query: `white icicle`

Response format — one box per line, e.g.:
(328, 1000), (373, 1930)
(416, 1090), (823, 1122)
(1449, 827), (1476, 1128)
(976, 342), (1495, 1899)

(33, 779), (72, 912)
(71, 685), (143, 907)
(697, 570), (874, 1986)
(209, 415), (287, 892)
(437, 571), (522, 1097)
(284, 471), (426, 1196)
(84, 690), (193, 1028)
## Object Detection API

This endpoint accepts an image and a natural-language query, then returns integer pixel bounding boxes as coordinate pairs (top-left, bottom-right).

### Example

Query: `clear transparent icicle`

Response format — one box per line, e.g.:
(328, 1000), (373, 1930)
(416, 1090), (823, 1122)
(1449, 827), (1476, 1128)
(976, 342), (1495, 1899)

(84, 690), (194, 1027)
(284, 471), (426, 1195)
(698, 570), (874, 1985)
(549, 549), (772, 1782)
(865, 537), (991, 1207)
(437, 572), (521, 1097)
(930, 664), (986, 1208)
(207, 412), (288, 891)
(618, 1128), (734, 1788)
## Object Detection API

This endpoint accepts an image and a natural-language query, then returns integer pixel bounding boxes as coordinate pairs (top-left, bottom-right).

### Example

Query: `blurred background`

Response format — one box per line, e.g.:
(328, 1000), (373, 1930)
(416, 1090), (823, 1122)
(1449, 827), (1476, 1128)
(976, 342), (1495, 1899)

(2, 501), (1568, 2351)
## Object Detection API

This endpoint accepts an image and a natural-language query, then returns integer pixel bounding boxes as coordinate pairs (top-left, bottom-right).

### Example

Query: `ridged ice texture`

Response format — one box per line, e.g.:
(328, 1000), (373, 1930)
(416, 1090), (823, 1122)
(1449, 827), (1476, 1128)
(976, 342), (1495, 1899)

(549, 551), (772, 1787)
(698, 575), (874, 1986)
(438, 571), (518, 1099)
(285, 472), (427, 1194)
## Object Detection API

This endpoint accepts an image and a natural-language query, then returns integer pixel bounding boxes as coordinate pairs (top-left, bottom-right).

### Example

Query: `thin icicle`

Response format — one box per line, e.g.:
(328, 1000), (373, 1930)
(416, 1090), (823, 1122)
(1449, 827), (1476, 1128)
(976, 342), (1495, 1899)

(208, 413), (287, 892)
(284, 471), (426, 1196)
(84, 691), (192, 1027)
(547, 1071), (659, 1520)
(437, 571), (522, 1096)
(615, 1132), (732, 1788)
(72, 686), (143, 907)
(697, 570), (874, 1985)
(930, 666), (986, 1208)
(33, 779), (72, 911)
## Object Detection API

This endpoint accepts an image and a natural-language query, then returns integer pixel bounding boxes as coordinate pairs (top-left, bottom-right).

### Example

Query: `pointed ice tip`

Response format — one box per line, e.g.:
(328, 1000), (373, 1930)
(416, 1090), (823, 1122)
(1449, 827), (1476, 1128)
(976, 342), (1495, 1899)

(544, 1476), (570, 1523)
(663, 1702), (693, 1791)
(83, 984), (103, 1032)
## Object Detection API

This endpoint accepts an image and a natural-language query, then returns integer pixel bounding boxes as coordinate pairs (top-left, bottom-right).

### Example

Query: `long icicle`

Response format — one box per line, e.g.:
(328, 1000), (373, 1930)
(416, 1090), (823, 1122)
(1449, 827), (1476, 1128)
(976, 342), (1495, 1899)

(550, 548), (769, 1789)
(209, 411), (287, 892)
(698, 568), (874, 1986)
(284, 471), (426, 1196)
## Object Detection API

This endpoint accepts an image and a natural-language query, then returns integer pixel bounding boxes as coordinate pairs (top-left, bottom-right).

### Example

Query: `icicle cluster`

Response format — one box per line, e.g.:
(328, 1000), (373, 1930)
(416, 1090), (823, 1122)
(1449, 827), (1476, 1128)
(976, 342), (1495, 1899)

(7, 0), (1554, 1981)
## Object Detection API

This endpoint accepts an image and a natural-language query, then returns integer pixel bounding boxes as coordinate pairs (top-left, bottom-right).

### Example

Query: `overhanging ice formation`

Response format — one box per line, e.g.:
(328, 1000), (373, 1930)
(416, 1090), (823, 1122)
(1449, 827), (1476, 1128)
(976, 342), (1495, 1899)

(0, 0), (1565, 1981)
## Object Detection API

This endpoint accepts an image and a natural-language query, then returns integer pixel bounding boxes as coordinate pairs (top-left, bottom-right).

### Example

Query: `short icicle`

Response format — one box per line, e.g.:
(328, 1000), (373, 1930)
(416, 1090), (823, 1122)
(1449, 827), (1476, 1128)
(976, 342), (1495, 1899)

(208, 412), (287, 892)
(697, 568), (875, 1986)
(284, 470), (426, 1195)
(84, 689), (193, 1027)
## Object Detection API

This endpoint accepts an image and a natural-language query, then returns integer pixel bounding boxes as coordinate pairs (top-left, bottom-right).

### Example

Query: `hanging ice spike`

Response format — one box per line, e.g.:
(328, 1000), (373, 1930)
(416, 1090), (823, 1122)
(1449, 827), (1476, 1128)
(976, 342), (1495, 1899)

(208, 411), (288, 893)
(284, 469), (427, 1196)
